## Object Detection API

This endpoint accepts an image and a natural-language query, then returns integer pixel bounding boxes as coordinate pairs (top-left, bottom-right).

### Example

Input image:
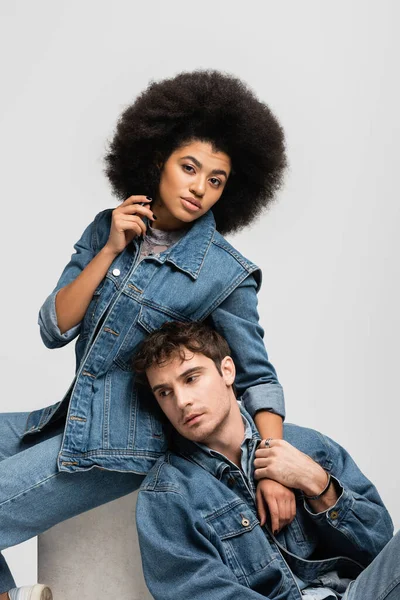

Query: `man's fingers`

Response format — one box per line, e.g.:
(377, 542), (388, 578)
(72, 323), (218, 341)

(254, 467), (269, 481)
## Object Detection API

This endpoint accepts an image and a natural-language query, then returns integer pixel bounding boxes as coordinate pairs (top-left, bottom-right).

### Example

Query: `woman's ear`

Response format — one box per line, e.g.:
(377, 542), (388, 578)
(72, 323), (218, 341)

(154, 151), (164, 171)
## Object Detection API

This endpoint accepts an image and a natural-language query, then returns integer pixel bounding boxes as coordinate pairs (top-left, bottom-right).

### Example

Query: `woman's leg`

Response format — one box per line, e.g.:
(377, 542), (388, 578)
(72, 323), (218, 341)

(344, 531), (400, 600)
(0, 412), (144, 594)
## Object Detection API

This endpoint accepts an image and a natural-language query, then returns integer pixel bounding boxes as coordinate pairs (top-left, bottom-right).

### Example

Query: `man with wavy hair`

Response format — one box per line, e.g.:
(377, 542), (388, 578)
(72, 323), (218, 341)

(133, 321), (398, 600)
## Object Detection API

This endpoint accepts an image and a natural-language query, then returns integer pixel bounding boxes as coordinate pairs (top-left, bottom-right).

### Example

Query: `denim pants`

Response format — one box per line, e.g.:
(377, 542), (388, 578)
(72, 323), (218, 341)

(342, 530), (400, 600)
(0, 412), (144, 594)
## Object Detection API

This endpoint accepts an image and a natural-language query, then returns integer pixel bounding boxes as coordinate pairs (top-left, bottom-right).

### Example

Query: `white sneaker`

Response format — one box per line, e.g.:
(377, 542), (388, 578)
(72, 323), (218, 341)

(7, 584), (52, 600)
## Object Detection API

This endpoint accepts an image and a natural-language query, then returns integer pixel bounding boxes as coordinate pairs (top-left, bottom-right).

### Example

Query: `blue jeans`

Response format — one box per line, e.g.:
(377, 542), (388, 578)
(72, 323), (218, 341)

(0, 412), (143, 594)
(343, 530), (400, 600)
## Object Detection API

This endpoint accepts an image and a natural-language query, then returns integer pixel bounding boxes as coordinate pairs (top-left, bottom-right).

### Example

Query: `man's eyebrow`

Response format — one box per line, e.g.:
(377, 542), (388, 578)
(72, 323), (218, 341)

(151, 366), (205, 393)
(181, 155), (228, 178)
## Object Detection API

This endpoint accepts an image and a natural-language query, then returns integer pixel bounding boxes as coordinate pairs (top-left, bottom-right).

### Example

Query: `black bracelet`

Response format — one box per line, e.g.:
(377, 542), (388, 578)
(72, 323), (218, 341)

(304, 473), (332, 500)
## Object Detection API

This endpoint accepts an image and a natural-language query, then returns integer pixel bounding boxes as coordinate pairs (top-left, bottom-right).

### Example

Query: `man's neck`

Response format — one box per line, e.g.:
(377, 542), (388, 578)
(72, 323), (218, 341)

(204, 408), (245, 468)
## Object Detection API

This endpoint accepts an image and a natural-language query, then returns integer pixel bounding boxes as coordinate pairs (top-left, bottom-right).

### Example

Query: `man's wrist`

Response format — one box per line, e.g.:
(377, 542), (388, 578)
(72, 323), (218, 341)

(300, 464), (329, 497)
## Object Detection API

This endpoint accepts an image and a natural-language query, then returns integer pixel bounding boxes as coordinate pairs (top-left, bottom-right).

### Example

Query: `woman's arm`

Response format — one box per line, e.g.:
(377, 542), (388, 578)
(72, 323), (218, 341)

(39, 197), (154, 347)
(206, 274), (295, 533)
(56, 196), (154, 333)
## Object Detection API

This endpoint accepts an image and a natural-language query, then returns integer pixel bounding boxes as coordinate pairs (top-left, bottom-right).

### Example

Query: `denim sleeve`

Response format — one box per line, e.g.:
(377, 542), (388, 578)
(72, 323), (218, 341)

(207, 274), (285, 419)
(38, 219), (97, 349)
(302, 435), (394, 566)
(136, 489), (270, 600)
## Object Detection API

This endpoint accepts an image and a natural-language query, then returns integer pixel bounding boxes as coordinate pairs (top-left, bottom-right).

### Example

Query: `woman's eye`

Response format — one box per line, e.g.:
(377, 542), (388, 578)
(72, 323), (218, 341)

(209, 177), (221, 187)
(182, 164), (195, 173)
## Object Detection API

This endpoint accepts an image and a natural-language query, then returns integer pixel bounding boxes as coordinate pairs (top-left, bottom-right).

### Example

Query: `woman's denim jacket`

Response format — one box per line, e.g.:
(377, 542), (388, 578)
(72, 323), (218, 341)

(136, 413), (394, 600)
(24, 209), (284, 474)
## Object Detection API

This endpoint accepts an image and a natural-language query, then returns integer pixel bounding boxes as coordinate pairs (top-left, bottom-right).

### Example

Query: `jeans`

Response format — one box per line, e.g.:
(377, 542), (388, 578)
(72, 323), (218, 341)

(343, 530), (400, 600)
(0, 412), (143, 594)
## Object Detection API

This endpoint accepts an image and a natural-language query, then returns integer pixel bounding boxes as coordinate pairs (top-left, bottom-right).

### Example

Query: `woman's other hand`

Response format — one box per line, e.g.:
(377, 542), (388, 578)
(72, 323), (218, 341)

(105, 196), (156, 256)
(255, 478), (296, 534)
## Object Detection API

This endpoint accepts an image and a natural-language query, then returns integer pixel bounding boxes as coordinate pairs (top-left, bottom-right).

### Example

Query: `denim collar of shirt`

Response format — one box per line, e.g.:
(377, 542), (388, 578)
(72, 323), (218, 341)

(140, 210), (216, 280)
(172, 407), (261, 480)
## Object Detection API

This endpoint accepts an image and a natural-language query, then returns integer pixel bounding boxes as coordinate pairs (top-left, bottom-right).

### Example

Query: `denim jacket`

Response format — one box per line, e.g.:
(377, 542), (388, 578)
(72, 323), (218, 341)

(136, 412), (393, 600)
(23, 210), (284, 474)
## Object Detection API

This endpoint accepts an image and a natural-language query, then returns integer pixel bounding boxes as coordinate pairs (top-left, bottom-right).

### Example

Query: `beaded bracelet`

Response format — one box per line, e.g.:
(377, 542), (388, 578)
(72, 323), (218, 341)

(304, 473), (332, 500)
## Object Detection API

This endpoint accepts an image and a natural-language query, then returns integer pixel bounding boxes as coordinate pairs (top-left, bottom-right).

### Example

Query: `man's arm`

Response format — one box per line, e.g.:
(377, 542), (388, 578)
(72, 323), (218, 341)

(254, 433), (394, 565)
(136, 489), (273, 600)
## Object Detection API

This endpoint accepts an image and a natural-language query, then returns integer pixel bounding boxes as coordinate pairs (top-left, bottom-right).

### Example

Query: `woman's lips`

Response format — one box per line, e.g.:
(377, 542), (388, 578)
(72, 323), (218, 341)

(181, 197), (202, 212)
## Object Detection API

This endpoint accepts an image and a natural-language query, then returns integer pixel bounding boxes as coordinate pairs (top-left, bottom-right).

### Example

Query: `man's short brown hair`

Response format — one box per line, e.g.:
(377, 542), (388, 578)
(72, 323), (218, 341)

(133, 321), (231, 379)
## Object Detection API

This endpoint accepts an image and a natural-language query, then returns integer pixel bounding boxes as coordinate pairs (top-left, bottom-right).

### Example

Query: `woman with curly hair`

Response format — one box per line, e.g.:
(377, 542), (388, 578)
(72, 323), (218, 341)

(0, 70), (292, 600)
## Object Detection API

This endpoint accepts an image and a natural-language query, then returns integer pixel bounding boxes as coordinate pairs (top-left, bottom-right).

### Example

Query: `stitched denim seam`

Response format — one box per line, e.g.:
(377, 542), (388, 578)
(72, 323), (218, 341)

(0, 472), (59, 508)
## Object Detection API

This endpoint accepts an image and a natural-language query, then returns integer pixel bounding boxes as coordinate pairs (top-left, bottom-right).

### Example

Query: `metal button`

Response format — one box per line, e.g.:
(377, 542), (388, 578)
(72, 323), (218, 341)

(329, 510), (339, 520)
(112, 268), (121, 277)
(241, 517), (250, 527)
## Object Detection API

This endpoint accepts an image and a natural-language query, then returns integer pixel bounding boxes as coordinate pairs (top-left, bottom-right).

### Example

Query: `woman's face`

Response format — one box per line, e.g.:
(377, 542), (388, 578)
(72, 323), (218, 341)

(153, 140), (231, 230)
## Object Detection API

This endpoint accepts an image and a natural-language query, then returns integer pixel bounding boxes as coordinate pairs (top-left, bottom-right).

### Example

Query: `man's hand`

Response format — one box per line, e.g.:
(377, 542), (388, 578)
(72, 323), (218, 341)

(255, 478), (296, 533)
(254, 439), (328, 499)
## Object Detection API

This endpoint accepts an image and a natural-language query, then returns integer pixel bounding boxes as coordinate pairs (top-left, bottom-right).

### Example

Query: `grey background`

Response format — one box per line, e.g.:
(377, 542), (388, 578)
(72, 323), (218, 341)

(1, 0), (399, 587)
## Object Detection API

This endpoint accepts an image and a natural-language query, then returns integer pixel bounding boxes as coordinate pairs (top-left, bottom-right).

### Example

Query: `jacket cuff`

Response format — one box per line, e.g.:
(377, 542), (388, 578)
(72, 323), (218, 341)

(302, 476), (353, 526)
(240, 383), (285, 420)
(38, 291), (81, 348)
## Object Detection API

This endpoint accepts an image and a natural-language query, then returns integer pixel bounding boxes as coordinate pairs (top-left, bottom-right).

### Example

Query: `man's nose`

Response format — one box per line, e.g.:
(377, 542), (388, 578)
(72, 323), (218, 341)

(175, 388), (192, 410)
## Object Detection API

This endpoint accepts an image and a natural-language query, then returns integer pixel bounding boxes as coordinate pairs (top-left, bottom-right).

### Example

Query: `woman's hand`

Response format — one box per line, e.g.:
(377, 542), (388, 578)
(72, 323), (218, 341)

(105, 196), (155, 256)
(255, 478), (296, 534)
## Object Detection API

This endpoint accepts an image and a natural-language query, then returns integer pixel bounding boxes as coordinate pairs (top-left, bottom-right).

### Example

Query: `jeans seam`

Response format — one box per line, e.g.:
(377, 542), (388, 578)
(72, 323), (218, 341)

(376, 575), (400, 600)
(0, 472), (60, 508)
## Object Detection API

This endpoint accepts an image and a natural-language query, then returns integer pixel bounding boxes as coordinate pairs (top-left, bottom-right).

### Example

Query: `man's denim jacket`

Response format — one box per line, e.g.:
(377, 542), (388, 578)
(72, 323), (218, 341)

(23, 210), (284, 474)
(137, 411), (393, 600)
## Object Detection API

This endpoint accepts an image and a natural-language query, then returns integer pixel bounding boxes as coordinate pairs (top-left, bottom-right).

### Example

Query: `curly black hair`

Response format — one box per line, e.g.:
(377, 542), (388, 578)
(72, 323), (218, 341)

(104, 70), (287, 235)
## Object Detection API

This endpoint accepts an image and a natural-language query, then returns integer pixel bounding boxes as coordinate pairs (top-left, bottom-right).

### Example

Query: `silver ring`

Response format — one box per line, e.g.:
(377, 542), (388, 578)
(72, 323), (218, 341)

(264, 438), (273, 448)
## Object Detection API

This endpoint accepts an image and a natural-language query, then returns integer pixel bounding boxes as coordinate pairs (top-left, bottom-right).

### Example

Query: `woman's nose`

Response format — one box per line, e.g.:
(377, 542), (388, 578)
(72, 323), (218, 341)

(190, 177), (206, 198)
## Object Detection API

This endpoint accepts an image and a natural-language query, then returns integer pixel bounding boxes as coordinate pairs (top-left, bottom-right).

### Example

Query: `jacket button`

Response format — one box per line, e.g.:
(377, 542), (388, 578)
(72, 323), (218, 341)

(329, 510), (339, 520)
(227, 477), (235, 487)
(241, 517), (250, 527)
(112, 268), (121, 276)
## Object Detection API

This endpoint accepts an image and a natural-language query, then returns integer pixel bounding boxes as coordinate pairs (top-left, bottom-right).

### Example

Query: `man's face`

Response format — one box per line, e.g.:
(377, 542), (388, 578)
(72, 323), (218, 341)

(146, 349), (236, 445)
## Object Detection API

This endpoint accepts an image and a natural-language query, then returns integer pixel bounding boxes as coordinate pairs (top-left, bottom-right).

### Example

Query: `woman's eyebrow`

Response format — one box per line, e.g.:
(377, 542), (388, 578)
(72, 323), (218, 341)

(181, 155), (228, 178)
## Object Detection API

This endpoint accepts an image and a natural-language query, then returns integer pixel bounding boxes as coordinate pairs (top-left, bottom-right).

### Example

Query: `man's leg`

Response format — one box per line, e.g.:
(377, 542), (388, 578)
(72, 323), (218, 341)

(344, 531), (400, 600)
(0, 412), (144, 595)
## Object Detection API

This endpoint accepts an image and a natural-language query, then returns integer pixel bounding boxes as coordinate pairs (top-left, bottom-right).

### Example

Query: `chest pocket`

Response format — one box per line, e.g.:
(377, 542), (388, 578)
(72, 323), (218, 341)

(206, 501), (277, 584)
(114, 304), (190, 371)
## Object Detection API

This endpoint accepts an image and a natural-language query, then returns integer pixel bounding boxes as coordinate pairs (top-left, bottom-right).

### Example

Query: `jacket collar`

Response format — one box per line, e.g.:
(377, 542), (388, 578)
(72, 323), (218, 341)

(142, 210), (216, 280)
(172, 407), (261, 480)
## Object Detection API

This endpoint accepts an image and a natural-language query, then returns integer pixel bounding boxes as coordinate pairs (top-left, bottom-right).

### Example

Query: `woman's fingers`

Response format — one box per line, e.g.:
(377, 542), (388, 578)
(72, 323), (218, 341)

(255, 486), (267, 526)
(116, 202), (156, 221)
(118, 216), (147, 237)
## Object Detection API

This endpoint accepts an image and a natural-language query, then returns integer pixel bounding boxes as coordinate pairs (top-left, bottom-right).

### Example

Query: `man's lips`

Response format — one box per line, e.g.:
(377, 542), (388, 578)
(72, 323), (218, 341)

(181, 196), (202, 211)
(183, 413), (204, 426)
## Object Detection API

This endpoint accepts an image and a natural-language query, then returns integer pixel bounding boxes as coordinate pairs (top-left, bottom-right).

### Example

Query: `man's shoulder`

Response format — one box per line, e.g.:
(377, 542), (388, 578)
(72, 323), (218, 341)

(139, 451), (206, 495)
(284, 423), (343, 469)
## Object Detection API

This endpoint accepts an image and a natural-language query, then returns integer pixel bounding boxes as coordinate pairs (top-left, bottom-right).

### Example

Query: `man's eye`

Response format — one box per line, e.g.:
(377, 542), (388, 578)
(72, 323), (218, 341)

(186, 375), (198, 384)
(158, 390), (171, 398)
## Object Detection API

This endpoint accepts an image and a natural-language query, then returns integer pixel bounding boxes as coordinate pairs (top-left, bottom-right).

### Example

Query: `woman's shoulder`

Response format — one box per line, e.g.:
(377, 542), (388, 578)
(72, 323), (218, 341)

(85, 208), (113, 252)
(211, 229), (260, 275)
